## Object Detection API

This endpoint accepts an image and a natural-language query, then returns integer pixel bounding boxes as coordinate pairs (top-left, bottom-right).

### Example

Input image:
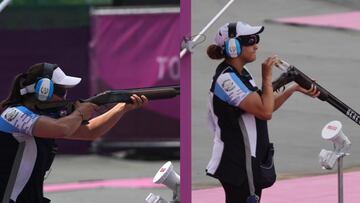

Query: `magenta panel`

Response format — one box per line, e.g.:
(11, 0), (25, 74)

(272, 11), (360, 31)
(90, 10), (180, 142)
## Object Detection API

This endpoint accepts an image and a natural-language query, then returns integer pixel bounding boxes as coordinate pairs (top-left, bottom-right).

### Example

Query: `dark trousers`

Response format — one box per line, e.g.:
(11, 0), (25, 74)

(220, 180), (262, 203)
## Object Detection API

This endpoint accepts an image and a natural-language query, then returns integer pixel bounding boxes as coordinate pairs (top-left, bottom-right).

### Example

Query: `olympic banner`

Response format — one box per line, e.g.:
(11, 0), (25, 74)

(90, 7), (180, 145)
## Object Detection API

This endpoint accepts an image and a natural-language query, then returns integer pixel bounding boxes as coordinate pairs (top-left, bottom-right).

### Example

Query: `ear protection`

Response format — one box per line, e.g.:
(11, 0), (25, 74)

(224, 22), (241, 58)
(20, 63), (57, 101)
(34, 63), (56, 101)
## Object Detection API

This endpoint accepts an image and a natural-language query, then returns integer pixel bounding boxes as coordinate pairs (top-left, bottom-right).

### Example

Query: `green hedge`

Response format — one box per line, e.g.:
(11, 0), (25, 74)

(0, 5), (91, 29)
(11, 0), (111, 6)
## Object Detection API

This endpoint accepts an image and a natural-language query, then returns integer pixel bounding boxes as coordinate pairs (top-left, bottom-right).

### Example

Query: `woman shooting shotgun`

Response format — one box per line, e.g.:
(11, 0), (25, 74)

(0, 63), (147, 203)
(205, 21), (320, 203)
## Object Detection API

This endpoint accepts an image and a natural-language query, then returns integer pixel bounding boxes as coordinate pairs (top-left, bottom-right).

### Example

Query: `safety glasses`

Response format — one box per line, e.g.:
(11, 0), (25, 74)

(238, 34), (260, 46)
(54, 85), (68, 99)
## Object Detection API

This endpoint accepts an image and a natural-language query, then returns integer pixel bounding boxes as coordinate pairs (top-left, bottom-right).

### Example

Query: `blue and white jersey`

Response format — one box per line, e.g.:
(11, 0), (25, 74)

(212, 66), (253, 107)
(0, 106), (39, 137)
(206, 62), (270, 186)
(0, 106), (40, 202)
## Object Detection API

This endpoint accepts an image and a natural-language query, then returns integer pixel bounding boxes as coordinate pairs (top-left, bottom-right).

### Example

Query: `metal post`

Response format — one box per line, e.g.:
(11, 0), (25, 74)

(0, 0), (12, 13)
(337, 156), (344, 203)
(171, 182), (180, 203)
(320, 121), (350, 203)
(179, 0), (235, 59)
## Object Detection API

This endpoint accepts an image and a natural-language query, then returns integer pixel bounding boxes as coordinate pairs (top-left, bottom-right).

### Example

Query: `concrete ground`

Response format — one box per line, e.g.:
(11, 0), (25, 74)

(191, 0), (360, 189)
(193, 171), (360, 202)
(44, 153), (179, 203)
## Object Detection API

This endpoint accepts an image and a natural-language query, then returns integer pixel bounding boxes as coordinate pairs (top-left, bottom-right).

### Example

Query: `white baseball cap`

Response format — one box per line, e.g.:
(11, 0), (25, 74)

(215, 21), (264, 47)
(51, 67), (81, 88)
(20, 63), (82, 96)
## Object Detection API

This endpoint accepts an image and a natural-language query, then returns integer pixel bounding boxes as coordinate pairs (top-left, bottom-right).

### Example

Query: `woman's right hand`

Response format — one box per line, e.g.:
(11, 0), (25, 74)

(74, 101), (99, 120)
(261, 56), (278, 82)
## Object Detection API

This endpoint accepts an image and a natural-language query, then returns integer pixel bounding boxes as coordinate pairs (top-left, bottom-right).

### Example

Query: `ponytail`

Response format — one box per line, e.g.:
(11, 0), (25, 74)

(0, 73), (27, 111)
(207, 44), (225, 60)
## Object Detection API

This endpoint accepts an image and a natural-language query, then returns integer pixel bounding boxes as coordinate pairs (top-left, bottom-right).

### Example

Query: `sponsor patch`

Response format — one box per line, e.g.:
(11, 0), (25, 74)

(222, 79), (235, 92)
(3, 108), (20, 122)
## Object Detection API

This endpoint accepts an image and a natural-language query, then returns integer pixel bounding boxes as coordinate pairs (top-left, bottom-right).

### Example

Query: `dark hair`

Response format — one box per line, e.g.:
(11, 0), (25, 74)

(207, 44), (225, 60)
(0, 63), (45, 112)
(22, 63), (48, 87)
(0, 73), (27, 111)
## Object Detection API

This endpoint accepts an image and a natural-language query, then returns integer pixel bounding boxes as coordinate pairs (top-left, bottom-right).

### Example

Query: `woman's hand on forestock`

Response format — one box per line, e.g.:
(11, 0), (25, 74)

(295, 83), (321, 98)
(125, 94), (148, 112)
(74, 101), (99, 120)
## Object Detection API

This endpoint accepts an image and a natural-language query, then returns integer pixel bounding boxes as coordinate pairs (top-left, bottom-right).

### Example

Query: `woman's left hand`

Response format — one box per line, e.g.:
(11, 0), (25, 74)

(125, 94), (148, 111)
(294, 83), (321, 98)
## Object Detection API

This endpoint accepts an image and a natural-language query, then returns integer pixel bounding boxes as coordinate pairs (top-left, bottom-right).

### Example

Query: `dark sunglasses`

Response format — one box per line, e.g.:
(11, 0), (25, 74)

(237, 34), (260, 46)
(54, 85), (68, 98)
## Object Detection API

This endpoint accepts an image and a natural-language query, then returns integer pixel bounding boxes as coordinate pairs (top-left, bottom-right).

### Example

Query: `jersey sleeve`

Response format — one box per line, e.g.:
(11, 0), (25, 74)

(213, 72), (251, 106)
(0, 106), (40, 136)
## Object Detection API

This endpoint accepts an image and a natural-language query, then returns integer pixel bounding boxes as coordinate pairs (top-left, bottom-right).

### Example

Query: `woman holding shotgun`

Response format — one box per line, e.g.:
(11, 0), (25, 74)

(0, 63), (147, 203)
(205, 21), (320, 203)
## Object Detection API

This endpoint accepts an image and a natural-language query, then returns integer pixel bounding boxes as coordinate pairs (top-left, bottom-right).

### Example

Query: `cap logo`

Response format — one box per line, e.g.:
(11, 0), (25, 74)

(160, 168), (166, 173)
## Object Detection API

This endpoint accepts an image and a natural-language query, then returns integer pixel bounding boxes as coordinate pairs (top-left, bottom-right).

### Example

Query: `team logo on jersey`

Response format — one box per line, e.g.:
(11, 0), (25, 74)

(4, 108), (19, 122)
(222, 79), (235, 92)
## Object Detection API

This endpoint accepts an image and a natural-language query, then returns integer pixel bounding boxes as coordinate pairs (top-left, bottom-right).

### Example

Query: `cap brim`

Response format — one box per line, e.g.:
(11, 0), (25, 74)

(52, 67), (82, 88)
(55, 76), (81, 88)
(240, 25), (264, 36)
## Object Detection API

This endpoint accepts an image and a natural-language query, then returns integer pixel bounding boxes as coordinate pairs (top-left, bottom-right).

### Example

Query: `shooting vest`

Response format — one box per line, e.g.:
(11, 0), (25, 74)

(206, 62), (270, 186)
(0, 105), (55, 203)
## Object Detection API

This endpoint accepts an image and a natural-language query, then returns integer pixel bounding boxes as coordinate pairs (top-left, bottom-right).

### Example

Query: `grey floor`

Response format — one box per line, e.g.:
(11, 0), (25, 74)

(45, 154), (179, 203)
